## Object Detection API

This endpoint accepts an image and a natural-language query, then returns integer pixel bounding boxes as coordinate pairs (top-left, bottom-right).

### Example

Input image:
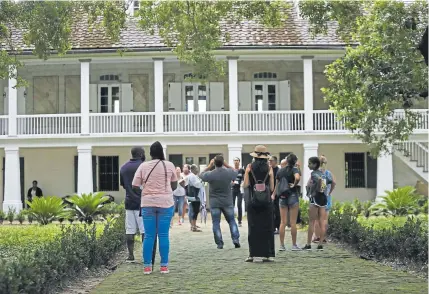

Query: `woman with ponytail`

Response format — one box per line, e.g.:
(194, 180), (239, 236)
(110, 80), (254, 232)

(312, 155), (336, 244)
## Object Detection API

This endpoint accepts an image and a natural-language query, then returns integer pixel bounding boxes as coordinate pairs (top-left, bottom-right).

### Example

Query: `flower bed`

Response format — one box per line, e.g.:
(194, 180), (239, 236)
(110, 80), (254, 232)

(0, 213), (126, 294)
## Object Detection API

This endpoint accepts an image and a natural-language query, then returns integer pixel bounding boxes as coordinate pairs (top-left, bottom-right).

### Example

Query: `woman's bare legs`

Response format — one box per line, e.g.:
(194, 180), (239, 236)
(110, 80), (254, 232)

(279, 206), (288, 247)
(306, 205), (318, 246)
(288, 204), (299, 246)
(317, 207), (327, 244)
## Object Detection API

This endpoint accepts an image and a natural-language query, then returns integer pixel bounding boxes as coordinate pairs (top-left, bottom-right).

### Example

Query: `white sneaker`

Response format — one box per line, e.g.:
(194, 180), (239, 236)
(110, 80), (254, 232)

(279, 245), (286, 251)
(291, 245), (301, 251)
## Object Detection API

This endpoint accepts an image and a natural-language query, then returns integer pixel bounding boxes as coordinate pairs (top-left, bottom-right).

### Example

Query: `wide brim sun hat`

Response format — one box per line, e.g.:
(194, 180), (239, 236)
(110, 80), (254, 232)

(250, 145), (270, 159)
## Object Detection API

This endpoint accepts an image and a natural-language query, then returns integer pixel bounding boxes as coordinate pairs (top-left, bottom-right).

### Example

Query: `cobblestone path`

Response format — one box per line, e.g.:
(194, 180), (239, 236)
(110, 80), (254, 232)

(92, 218), (427, 294)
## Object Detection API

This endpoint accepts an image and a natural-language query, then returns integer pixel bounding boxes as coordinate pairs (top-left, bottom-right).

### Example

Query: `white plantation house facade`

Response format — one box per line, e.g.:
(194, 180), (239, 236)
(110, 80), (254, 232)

(1, 7), (428, 212)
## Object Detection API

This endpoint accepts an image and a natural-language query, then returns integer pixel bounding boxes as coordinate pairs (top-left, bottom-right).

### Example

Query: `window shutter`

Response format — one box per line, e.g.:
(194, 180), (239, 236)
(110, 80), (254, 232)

(89, 84), (98, 113)
(20, 157), (24, 204)
(121, 83), (133, 112)
(92, 156), (97, 192)
(238, 82), (252, 111)
(3, 87), (8, 115)
(208, 82), (224, 111)
(366, 153), (377, 188)
(74, 156), (78, 193)
(168, 83), (182, 111)
(279, 80), (291, 110)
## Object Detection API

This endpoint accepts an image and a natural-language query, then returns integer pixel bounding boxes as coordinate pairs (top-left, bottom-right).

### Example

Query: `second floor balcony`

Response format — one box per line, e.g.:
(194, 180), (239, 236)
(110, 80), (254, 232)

(0, 109), (426, 137)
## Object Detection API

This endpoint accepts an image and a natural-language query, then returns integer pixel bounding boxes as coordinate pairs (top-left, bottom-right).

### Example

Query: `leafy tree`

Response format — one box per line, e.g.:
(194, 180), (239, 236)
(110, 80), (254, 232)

(299, 0), (428, 155)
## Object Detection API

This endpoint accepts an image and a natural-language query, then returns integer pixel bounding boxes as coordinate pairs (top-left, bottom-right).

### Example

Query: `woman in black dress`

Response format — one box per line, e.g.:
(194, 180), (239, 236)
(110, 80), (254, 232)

(243, 145), (275, 262)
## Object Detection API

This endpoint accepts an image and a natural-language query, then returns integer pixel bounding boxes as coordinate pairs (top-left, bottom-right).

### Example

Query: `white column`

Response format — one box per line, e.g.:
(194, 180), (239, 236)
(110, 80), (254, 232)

(303, 56), (314, 132)
(228, 57), (239, 133)
(77, 145), (93, 194)
(3, 146), (22, 212)
(163, 144), (167, 159)
(79, 59), (91, 135)
(228, 143), (242, 166)
(153, 58), (164, 134)
(302, 143), (319, 200)
(376, 151), (394, 200)
(8, 66), (18, 136)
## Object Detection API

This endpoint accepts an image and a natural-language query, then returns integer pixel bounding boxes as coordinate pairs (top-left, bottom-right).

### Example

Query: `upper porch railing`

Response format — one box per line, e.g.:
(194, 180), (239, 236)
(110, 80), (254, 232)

(2, 109), (427, 136)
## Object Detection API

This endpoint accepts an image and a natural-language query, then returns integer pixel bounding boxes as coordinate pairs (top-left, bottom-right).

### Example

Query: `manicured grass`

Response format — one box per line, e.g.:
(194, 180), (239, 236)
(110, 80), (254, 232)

(91, 221), (428, 294)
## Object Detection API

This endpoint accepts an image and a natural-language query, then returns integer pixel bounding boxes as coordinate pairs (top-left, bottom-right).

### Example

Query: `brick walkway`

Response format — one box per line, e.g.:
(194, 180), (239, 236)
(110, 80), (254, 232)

(92, 218), (427, 294)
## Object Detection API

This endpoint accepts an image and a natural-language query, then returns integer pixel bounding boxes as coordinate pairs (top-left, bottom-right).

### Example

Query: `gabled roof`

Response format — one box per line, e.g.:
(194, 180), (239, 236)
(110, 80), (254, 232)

(9, 6), (345, 53)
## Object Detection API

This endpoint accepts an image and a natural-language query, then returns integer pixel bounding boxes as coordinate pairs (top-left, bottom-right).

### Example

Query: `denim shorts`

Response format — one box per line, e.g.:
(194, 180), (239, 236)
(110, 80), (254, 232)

(279, 193), (299, 208)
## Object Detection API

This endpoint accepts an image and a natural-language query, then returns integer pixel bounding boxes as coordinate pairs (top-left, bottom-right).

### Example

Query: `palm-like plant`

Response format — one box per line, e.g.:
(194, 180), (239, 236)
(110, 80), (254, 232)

(67, 192), (110, 224)
(370, 186), (420, 216)
(26, 196), (71, 225)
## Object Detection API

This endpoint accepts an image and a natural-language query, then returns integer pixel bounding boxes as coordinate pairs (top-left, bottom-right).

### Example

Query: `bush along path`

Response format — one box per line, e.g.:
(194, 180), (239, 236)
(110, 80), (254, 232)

(92, 220), (427, 294)
(0, 212), (126, 294)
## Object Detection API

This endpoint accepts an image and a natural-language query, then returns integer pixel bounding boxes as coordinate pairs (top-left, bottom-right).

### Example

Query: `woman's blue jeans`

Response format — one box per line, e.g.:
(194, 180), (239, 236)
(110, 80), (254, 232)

(174, 196), (185, 217)
(141, 206), (174, 267)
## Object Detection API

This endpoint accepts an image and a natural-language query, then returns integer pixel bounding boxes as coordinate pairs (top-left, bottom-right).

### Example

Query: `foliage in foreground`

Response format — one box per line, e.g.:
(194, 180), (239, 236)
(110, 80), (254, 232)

(66, 192), (111, 224)
(0, 212), (126, 294)
(370, 186), (424, 216)
(328, 203), (428, 270)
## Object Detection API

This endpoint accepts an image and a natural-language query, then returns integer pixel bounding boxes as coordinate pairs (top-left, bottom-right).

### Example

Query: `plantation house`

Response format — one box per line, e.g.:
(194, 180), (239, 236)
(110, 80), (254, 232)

(1, 5), (428, 212)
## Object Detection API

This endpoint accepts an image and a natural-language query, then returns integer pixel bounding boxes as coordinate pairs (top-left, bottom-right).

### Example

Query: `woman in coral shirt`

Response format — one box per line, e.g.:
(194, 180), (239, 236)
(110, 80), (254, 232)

(132, 141), (177, 275)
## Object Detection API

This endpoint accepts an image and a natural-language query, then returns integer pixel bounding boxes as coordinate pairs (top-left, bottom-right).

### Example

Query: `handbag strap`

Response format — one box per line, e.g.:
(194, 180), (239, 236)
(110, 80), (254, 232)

(144, 160), (161, 185)
(249, 165), (270, 185)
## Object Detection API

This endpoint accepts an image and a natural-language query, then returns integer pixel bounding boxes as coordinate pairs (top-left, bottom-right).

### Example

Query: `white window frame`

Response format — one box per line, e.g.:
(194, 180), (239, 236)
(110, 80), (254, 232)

(182, 83), (209, 112)
(251, 81), (279, 111)
(98, 84), (121, 113)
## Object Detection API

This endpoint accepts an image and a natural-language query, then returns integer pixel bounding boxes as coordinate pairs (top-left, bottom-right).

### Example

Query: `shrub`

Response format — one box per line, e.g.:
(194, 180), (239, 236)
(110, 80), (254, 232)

(26, 196), (71, 225)
(299, 200), (309, 226)
(7, 207), (16, 224)
(16, 211), (26, 225)
(66, 192), (110, 224)
(370, 186), (421, 216)
(0, 212), (125, 294)
(0, 210), (5, 224)
(328, 206), (428, 270)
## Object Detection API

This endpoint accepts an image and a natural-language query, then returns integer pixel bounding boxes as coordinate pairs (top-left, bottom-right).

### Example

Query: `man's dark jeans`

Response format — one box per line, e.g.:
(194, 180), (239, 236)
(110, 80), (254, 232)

(232, 189), (243, 223)
(211, 206), (240, 246)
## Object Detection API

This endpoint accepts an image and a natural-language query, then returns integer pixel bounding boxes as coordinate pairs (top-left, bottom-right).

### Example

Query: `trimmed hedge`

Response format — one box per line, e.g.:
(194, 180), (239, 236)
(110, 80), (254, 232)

(0, 212), (126, 294)
(328, 209), (428, 269)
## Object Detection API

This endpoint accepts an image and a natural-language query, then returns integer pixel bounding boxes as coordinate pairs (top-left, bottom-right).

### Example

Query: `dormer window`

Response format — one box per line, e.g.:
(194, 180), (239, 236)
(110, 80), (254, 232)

(133, 1), (140, 13)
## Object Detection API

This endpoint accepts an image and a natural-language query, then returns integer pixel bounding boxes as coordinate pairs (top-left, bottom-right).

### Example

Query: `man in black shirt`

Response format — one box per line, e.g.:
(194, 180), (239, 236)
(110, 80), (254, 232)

(120, 146), (145, 262)
(232, 157), (245, 227)
(269, 156), (280, 234)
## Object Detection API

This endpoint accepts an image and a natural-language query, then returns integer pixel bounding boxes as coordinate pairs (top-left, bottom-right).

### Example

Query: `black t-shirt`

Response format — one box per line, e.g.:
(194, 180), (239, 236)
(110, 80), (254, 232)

(232, 168), (245, 190)
(272, 166), (279, 186)
(276, 166), (300, 193)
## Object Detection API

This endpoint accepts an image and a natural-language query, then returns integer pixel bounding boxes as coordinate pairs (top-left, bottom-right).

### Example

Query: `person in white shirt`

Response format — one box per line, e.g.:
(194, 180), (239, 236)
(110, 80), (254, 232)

(187, 164), (206, 232)
(173, 167), (186, 225)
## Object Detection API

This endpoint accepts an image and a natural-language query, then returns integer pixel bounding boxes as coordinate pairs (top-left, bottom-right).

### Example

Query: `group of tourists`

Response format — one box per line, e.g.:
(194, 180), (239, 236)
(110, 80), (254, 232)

(119, 141), (336, 274)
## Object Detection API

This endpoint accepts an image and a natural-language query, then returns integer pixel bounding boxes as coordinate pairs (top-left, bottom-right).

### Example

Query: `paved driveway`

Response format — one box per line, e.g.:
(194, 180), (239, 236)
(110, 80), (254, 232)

(92, 218), (427, 294)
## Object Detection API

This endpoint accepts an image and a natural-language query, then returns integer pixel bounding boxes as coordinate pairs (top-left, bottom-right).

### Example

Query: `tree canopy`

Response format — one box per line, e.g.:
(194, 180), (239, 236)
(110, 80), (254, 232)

(299, 0), (428, 156)
(0, 0), (427, 155)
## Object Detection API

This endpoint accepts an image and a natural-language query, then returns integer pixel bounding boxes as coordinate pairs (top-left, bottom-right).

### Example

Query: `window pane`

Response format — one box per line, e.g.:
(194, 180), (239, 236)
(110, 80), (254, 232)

(100, 87), (109, 113)
(254, 84), (263, 111)
(199, 157), (207, 165)
(268, 85), (276, 110)
(98, 156), (119, 191)
(345, 153), (366, 188)
(198, 100), (207, 112)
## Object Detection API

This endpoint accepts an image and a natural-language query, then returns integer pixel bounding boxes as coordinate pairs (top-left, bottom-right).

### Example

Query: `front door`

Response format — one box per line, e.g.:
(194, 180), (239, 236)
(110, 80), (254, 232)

(252, 82), (278, 131)
(184, 84), (208, 132)
(98, 85), (121, 133)
(241, 153), (253, 169)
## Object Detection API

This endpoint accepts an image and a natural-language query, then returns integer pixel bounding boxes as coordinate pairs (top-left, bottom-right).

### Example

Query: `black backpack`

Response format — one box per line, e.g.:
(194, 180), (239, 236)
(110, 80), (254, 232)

(250, 166), (271, 206)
